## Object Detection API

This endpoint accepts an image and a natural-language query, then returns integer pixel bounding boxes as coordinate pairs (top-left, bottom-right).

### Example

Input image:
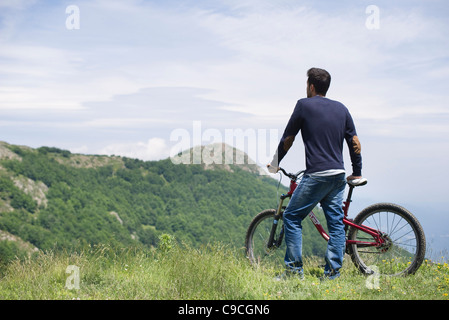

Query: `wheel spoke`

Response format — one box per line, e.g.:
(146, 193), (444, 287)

(348, 204), (425, 276)
(246, 210), (286, 269)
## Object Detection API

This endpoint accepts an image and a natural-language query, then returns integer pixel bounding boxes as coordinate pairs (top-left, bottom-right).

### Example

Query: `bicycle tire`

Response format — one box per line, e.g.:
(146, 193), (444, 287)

(347, 203), (426, 276)
(245, 209), (286, 268)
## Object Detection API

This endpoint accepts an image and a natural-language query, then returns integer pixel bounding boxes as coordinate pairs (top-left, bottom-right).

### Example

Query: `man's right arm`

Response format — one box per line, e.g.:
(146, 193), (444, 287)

(269, 101), (303, 170)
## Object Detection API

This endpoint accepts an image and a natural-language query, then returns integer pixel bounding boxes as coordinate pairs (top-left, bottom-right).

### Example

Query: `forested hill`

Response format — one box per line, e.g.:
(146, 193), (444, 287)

(0, 141), (327, 264)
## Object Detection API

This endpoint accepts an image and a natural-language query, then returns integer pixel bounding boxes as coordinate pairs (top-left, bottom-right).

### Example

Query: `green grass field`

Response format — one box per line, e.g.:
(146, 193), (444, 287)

(0, 235), (447, 300)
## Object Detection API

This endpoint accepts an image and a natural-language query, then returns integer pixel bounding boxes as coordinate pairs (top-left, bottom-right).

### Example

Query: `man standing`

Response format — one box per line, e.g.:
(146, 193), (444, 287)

(268, 68), (363, 280)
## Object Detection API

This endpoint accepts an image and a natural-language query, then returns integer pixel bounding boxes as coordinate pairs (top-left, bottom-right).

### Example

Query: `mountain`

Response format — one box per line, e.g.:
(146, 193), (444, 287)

(0, 141), (327, 265)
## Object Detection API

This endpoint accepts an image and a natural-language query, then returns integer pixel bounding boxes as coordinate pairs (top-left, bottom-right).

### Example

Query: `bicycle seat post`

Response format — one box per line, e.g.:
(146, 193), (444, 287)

(343, 184), (355, 217)
(346, 184), (354, 202)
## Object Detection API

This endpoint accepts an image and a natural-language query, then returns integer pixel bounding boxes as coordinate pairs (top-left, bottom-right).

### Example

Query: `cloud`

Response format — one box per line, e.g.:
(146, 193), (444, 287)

(2, 0), (446, 125)
(0, 0), (36, 10)
(1, 1), (448, 163)
(1, 1), (448, 186)
(78, 86), (255, 133)
(100, 137), (170, 161)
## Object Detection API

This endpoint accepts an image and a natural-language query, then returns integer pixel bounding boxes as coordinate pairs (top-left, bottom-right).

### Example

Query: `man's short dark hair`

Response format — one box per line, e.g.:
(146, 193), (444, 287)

(307, 68), (331, 96)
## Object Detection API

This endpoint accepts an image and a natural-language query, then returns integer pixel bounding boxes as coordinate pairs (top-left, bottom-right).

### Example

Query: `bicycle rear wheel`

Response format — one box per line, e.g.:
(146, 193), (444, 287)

(347, 203), (426, 276)
(245, 209), (286, 269)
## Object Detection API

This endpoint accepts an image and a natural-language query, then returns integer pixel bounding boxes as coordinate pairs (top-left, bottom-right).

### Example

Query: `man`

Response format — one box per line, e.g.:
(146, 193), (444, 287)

(268, 67), (362, 280)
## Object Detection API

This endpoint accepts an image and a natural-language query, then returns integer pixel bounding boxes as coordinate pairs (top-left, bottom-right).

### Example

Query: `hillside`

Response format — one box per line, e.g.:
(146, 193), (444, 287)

(3, 141), (443, 302)
(0, 241), (447, 300)
(0, 141), (328, 267)
(0, 142), (326, 260)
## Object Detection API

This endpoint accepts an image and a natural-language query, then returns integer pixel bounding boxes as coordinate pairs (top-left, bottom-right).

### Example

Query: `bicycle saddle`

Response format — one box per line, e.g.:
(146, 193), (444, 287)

(347, 177), (368, 187)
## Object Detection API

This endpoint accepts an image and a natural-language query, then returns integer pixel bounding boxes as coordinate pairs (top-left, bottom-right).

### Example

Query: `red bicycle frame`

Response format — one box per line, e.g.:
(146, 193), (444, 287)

(285, 174), (384, 248)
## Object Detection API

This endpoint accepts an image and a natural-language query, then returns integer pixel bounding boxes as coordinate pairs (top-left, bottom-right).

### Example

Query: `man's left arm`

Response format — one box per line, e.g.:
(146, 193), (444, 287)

(345, 111), (362, 180)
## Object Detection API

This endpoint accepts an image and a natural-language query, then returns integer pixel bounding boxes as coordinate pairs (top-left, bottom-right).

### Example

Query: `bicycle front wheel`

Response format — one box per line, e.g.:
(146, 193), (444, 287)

(245, 209), (286, 269)
(347, 203), (426, 276)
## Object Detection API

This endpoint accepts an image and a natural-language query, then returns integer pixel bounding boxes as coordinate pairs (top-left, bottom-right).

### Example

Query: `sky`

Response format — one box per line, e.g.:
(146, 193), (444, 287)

(0, 0), (448, 259)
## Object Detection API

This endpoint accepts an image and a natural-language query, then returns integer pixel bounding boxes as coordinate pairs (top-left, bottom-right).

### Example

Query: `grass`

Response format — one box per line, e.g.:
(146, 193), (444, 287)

(0, 236), (448, 300)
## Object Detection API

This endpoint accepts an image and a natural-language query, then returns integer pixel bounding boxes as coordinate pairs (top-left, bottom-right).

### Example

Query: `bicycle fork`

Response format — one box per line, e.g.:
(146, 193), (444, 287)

(267, 196), (288, 249)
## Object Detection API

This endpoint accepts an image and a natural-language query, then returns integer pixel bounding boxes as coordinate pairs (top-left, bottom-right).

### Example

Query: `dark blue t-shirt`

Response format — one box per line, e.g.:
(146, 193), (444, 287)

(273, 96), (362, 176)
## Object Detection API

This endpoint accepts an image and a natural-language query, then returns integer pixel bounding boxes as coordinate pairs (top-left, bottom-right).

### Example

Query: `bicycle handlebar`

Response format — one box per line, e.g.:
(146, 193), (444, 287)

(278, 167), (368, 187)
(278, 167), (290, 177)
(278, 167), (304, 180)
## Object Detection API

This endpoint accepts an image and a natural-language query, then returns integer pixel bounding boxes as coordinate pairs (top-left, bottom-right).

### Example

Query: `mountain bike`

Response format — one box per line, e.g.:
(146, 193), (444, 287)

(245, 168), (426, 276)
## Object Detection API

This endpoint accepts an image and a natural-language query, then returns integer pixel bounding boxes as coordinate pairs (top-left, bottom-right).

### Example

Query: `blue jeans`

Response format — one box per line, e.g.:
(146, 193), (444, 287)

(283, 173), (346, 277)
